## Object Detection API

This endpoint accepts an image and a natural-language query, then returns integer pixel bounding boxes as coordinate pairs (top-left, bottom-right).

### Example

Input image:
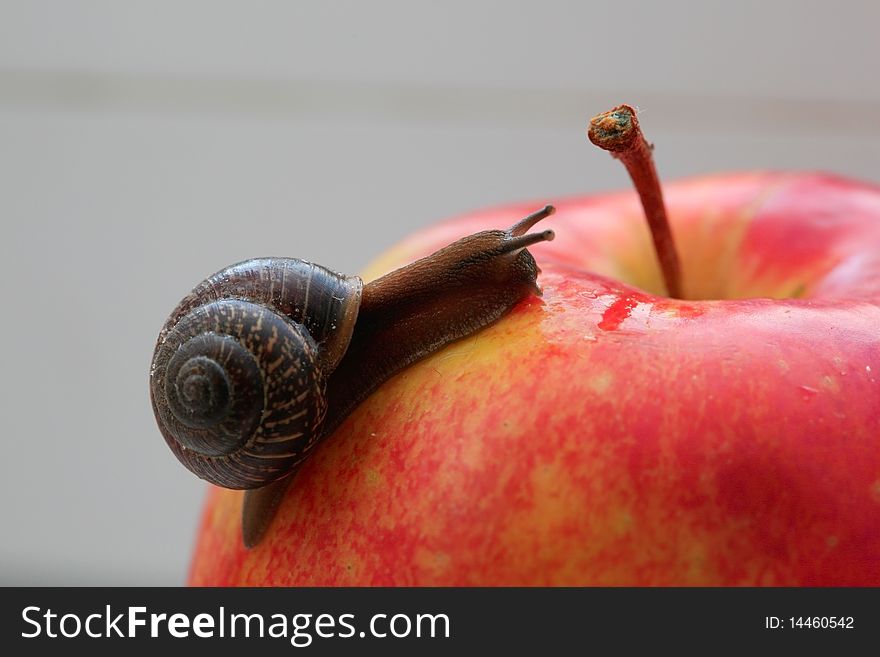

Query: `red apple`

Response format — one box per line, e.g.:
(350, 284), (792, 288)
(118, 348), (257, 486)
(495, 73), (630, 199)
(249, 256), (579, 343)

(188, 169), (880, 586)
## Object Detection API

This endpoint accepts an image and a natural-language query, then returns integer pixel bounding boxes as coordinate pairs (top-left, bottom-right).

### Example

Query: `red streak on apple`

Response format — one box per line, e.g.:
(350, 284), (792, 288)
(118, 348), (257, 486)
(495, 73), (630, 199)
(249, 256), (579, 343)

(598, 296), (642, 331)
(189, 171), (880, 586)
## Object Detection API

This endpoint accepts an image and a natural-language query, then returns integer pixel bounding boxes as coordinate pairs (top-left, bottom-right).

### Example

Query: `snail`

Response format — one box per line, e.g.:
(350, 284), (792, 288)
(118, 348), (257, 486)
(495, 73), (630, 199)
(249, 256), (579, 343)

(150, 205), (555, 547)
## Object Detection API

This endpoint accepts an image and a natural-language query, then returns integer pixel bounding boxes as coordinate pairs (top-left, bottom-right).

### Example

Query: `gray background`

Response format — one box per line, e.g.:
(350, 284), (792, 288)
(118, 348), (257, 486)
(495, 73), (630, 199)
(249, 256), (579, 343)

(1, 0), (878, 585)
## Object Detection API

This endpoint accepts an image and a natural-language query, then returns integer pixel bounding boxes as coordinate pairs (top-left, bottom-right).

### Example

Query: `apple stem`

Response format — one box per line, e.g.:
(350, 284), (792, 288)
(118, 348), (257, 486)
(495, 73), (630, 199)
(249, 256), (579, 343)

(588, 105), (682, 299)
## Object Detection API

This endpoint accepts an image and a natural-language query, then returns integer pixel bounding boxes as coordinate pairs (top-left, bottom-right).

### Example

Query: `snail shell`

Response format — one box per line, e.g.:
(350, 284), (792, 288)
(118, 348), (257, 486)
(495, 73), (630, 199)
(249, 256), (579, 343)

(149, 258), (362, 489)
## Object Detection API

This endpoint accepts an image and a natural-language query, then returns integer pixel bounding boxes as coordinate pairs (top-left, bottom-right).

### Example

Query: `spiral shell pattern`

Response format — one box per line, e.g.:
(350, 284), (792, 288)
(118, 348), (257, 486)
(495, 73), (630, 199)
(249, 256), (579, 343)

(150, 259), (363, 489)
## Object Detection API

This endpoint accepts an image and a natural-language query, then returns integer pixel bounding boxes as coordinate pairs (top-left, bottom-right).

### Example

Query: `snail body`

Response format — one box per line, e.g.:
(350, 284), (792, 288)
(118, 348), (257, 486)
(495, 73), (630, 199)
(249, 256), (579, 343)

(150, 206), (555, 544)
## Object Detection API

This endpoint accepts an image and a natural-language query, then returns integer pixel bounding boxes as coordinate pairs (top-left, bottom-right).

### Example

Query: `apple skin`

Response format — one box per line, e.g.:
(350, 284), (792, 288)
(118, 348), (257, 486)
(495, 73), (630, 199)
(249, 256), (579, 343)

(188, 172), (880, 586)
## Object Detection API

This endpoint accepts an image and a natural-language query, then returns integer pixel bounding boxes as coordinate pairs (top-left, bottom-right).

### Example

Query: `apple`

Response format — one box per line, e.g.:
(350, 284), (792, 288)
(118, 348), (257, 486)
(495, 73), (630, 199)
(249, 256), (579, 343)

(187, 111), (880, 586)
(188, 170), (880, 586)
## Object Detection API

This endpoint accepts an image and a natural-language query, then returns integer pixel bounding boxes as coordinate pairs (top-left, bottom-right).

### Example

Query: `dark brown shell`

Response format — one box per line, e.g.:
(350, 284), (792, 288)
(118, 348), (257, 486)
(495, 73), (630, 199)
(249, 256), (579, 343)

(149, 258), (363, 489)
